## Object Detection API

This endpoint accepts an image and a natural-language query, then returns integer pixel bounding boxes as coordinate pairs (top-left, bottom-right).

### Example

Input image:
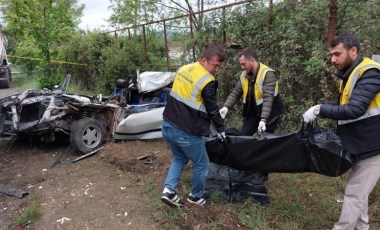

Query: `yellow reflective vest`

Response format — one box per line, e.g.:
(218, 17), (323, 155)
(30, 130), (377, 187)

(170, 62), (215, 113)
(240, 63), (279, 105)
(338, 57), (380, 125)
(163, 62), (217, 136)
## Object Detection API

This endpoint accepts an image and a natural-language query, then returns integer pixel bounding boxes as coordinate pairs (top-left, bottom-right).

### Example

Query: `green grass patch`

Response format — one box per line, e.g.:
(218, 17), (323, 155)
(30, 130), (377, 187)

(237, 203), (269, 229)
(11, 72), (39, 90)
(112, 152), (380, 229)
(15, 201), (41, 226)
(66, 81), (97, 96)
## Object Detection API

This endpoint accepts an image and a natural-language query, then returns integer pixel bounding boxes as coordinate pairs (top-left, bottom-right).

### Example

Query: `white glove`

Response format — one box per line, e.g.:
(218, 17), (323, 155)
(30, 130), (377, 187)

(303, 105), (321, 123)
(258, 120), (266, 133)
(217, 132), (226, 140)
(219, 107), (228, 119)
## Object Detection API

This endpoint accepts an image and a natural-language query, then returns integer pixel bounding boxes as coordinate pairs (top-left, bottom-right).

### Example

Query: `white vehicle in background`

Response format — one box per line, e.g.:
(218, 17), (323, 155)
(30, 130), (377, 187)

(0, 31), (11, 89)
(113, 71), (174, 140)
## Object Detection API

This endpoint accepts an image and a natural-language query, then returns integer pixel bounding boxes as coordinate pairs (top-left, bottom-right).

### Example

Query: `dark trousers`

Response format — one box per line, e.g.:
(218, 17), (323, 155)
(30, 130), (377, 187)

(240, 114), (281, 182)
(241, 115), (279, 135)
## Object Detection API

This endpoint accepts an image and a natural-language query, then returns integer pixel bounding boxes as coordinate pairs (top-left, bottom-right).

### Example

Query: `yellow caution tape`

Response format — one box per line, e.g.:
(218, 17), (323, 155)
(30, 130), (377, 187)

(7, 55), (88, 66)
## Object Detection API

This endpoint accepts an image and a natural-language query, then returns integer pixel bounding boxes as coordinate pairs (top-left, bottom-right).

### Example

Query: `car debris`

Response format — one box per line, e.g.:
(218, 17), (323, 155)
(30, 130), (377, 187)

(0, 183), (28, 198)
(51, 147), (104, 167)
(0, 71), (173, 155)
(136, 154), (155, 165)
(113, 71), (174, 140)
(56, 217), (71, 224)
(0, 75), (122, 154)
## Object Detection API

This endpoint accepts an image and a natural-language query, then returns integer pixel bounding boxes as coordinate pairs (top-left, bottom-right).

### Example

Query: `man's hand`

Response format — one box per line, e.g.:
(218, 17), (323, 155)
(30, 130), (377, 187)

(303, 105), (321, 123)
(258, 120), (266, 134)
(219, 107), (228, 119)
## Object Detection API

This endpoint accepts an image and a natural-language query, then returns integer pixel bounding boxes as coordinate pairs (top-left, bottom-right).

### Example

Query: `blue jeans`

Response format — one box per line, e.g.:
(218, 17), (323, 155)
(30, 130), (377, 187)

(162, 120), (209, 198)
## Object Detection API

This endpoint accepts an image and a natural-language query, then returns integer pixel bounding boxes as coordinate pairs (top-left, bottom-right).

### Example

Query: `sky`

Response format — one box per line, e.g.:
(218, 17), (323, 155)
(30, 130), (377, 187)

(78, 0), (113, 30)
(77, 0), (245, 30)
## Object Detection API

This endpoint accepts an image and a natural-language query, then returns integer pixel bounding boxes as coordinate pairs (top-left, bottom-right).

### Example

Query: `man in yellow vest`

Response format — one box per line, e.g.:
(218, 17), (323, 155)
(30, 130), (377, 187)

(219, 48), (284, 186)
(303, 32), (380, 230)
(161, 42), (226, 207)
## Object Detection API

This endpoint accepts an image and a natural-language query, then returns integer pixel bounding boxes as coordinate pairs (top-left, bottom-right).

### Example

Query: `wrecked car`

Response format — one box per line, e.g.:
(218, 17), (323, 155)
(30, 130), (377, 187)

(0, 71), (174, 154)
(0, 75), (123, 154)
(113, 71), (174, 140)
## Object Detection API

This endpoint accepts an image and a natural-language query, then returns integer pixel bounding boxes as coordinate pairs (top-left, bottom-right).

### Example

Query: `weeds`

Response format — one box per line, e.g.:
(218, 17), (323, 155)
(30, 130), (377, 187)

(113, 164), (123, 176)
(15, 201), (41, 226)
(112, 144), (380, 229)
(237, 203), (268, 229)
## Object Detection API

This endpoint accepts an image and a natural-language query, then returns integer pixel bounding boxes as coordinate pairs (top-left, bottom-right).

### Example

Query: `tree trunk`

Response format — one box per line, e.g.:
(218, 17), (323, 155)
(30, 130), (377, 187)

(268, 0), (273, 28)
(327, 0), (337, 43)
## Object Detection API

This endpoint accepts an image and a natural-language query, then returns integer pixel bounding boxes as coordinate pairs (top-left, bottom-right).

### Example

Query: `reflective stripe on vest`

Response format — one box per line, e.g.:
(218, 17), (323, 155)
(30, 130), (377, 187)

(170, 62), (214, 113)
(338, 58), (380, 125)
(240, 63), (279, 105)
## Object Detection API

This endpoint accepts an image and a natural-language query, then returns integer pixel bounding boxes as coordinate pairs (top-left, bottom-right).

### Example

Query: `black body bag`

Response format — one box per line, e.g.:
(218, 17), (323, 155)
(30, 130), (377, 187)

(206, 122), (353, 177)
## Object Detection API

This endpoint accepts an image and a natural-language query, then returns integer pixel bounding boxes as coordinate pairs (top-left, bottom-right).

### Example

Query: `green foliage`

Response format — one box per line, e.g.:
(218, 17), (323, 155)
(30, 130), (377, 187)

(192, 0), (380, 132)
(38, 73), (62, 89)
(11, 71), (39, 90)
(54, 30), (167, 95)
(56, 31), (115, 92)
(109, 0), (160, 31)
(16, 201), (41, 226)
(2, 0), (379, 133)
(108, 0), (233, 32)
(1, 0), (83, 77)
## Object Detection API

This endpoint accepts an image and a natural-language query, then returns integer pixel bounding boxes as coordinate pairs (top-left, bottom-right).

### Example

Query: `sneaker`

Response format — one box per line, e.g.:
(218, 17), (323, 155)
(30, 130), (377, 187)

(161, 192), (184, 208)
(187, 194), (210, 206)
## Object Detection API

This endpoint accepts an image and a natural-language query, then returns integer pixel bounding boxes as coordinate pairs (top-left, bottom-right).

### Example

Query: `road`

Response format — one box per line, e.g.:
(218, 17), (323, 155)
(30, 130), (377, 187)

(0, 85), (23, 98)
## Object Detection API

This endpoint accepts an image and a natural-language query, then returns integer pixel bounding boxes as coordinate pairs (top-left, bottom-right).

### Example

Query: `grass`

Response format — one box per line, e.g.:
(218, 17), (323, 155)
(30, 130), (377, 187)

(236, 203), (268, 229)
(15, 201), (41, 226)
(129, 166), (380, 229)
(11, 70), (380, 229)
(10, 67), (96, 96)
(11, 72), (39, 90)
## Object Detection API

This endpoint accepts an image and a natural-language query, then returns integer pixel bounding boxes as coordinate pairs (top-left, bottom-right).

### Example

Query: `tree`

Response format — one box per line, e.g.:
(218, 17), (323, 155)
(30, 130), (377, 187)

(0, 0), (84, 77)
(108, 0), (238, 32)
(327, 0), (337, 43)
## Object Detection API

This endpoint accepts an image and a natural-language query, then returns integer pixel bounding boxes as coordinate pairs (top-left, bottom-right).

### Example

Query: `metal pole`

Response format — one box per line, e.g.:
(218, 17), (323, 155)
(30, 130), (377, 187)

(142, 25), (148, 63)
(189, 15), (196, 62)
(163, 20), (170, 71)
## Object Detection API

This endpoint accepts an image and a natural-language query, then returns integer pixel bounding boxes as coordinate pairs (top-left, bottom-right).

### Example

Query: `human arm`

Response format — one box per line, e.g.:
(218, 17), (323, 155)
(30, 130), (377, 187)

(202, 82), (225, 133)
(223, 80), (243, 109)
(219, 80), (243, 119)
(257, 71), (277, 129)
(319, 69), (380, 120)
(260, 71), (277, 122)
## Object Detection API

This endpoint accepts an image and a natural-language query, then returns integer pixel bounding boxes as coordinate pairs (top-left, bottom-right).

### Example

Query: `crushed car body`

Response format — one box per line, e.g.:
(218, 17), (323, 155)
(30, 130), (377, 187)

(113, 71), (174, 140)
(0, 75), (123, 154)
(0, 71), (174, 153)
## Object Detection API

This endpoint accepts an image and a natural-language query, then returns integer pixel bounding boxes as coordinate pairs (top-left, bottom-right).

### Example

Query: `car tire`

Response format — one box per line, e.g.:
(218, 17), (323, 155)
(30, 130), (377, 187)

(0, 72), (10, 88)
(70, 118), (106, 154)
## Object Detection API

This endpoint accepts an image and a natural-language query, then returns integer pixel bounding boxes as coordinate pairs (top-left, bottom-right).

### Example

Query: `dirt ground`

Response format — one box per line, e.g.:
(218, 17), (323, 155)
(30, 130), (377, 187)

(0, 137), (244, 230)
(0, 84), (243, 230)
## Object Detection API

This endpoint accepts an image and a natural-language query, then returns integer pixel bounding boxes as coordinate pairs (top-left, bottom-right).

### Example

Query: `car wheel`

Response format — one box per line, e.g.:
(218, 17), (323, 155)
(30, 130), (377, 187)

(0, 72), (10, 88)
(70, 118), (106, 154)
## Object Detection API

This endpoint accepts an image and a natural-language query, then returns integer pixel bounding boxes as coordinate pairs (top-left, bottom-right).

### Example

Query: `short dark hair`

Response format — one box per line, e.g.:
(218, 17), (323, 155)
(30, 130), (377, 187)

(200, 42), (226, 62)
(239, 48), (259, 62)
(330, 32), (360, 53)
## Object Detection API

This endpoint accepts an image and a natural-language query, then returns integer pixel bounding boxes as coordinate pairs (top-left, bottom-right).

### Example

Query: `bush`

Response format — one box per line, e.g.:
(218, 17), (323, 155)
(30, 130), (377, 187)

(38, 74), (62, 89)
